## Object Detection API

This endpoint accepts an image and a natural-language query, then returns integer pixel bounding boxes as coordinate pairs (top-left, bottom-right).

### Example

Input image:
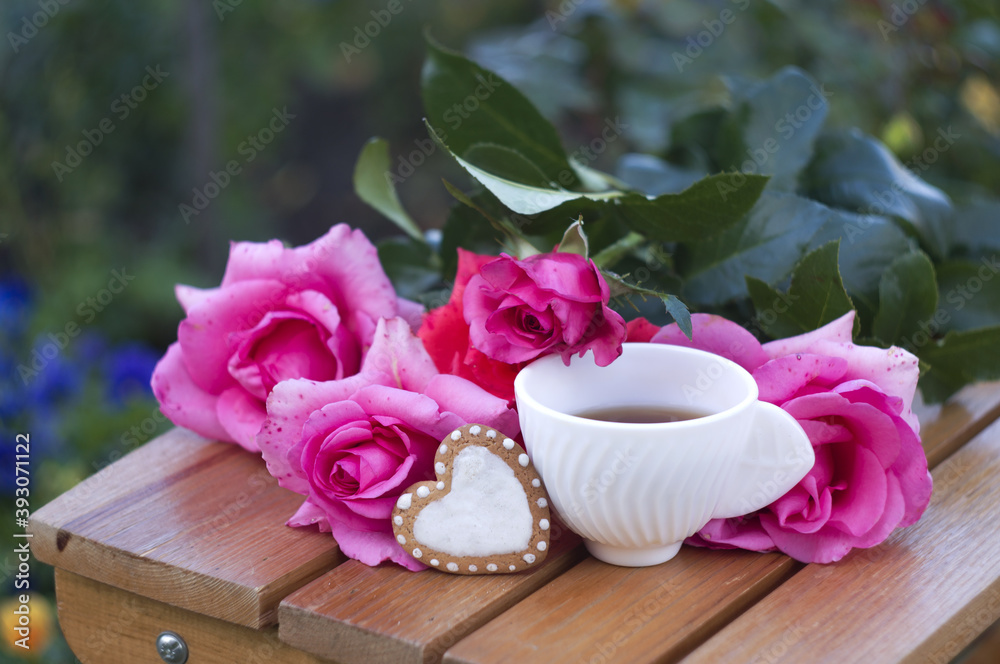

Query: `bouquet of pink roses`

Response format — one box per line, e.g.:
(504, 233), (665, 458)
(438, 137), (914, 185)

(151, 39), (945, 570)
(152, 217), (931, 568)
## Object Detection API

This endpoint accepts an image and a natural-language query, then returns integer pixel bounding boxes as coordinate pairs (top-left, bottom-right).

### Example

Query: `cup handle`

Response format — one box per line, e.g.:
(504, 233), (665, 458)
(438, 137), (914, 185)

(712, 401), (815, 519)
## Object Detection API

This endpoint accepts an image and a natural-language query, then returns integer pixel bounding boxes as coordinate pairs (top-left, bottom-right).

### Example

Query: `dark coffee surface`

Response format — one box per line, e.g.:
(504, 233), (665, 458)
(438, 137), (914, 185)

(573, 405), (709, 424)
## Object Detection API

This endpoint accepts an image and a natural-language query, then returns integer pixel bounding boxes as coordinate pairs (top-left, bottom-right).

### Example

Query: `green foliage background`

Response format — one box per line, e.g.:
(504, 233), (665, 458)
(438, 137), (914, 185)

(1, 0), (999, 661)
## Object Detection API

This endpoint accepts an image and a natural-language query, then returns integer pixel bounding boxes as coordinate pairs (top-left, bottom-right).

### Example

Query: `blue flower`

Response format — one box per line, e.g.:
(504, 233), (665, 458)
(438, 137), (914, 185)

(24, 342), (82, 407)
(105, 342), (160, 405)
(0, 274), (32, 339)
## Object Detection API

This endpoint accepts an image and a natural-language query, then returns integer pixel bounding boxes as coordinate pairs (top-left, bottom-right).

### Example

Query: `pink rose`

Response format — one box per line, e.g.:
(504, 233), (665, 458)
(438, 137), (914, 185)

(463, 252), (626, 366)
(418, 249), (525, 403)
(152, 225), (422, 452)
(258, 317), (520, 570)
(653, 312), (932, 563)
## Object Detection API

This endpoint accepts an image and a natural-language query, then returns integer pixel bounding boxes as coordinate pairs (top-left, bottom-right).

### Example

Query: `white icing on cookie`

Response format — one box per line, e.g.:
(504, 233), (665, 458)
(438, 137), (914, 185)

(518, 454), (529, 467)
(417, 486), (430, 499)
(396, 493), (412, 510)
(412, 446), (532, 557)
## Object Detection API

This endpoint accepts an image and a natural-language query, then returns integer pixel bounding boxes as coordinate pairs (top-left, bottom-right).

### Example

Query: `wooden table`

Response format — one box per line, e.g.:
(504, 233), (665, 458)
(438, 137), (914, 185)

(30, 383), (1000, 663)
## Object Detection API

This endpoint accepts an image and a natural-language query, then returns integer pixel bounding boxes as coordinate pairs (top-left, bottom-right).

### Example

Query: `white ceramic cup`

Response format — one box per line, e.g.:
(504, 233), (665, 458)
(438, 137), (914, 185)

(513, 343), (814, 567)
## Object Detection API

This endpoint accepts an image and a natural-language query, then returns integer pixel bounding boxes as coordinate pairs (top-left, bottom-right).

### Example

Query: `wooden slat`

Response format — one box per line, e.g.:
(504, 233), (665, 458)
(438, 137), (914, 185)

(29, 428), (343, 628)
(278, 528), (585, 664)
(681, 417), (1000, 664)
(916, 381), (1000, 468)
(443, 549), (799, 664)
(441, 381), (1000, 664)
(54, 569), (329, 664)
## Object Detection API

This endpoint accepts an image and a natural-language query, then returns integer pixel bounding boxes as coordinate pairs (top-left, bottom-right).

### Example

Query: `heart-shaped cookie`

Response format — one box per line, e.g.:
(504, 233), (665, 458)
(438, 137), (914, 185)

(392, 423), (551, 575)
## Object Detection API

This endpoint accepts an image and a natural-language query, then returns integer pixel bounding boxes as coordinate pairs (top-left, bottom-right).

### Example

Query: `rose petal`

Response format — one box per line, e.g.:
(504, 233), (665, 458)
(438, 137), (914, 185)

(258, 376), (371, 494)
(396, 296), (425, 332)
(424, 374), (521, 438)
(328, 520), (427, 571)
(849, 472), (906, 548)
(362, 317), (438, 393)
(175, 284), (216, 315)
(287, 498), (331, 533)
(752, 354), (848, 405)
(824, 443), (889, 538)
(762, 311), (855, 356)
(178, 279), (287, 393)
(151, 343), (230, 442)
(216, 386), (267, 452)
(760, 516), (856, 563)
(625, 317), (660, 343)
(652, 314), (769, 372)
(686, 515), (776, 552)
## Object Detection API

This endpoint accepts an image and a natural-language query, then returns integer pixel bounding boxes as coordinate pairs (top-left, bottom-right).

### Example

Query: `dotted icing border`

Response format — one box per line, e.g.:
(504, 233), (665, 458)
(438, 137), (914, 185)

(391, 424), (552, 575)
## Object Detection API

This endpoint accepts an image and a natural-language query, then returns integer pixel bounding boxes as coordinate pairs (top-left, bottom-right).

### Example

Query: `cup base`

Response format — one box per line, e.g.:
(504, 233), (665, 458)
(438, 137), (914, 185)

(584, 540), (683, 567)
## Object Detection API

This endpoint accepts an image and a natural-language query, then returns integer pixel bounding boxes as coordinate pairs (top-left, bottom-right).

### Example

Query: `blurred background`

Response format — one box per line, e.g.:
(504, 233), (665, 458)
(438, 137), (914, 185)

(1, 0), (998, 660)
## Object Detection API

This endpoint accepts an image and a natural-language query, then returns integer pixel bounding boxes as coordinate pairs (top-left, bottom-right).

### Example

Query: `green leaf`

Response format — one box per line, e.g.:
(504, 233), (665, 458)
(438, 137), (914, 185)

(935, 259), (1000, 332)
(440, 179), (540, 259)
(376, 237), (441, 301)
(746, 241), (855, 339)
(872, 250), (937, 347)
(804, 129), (952, 258)
(663, 294), (692, 339)
(421, 36), (582, 190)
(949, 197), (1000, 260)
(353, 138), (425, 243)
(616, 154), (705, 196)
(720, 67), (830, 192)
(556, 219), (588, 257)
(615, 173), (769, 242)
(439, 197), (505, 281)
(805, 213), (915, 335)
(918, 326), (1000, 403)
(425, 120), (622, 215)
(679, 193), (833, 306)
(602, 270), (688, 334)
